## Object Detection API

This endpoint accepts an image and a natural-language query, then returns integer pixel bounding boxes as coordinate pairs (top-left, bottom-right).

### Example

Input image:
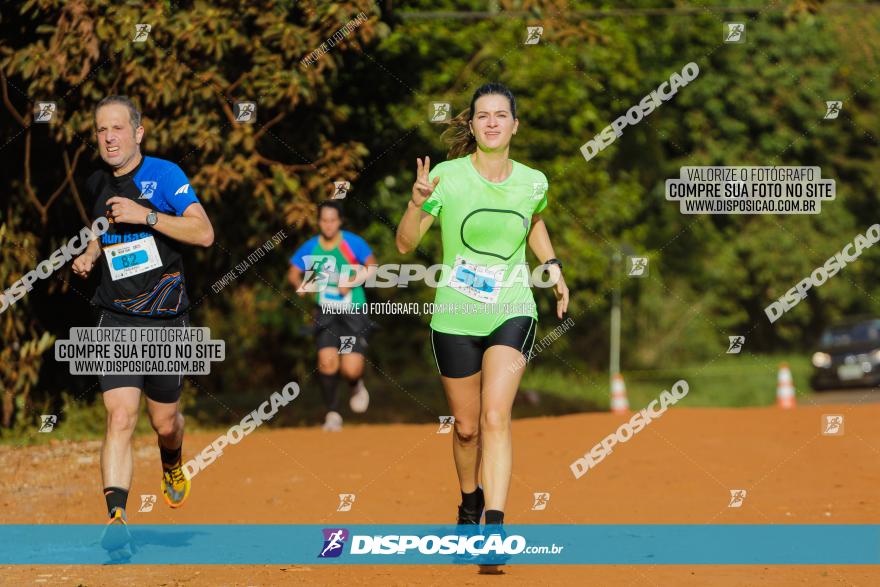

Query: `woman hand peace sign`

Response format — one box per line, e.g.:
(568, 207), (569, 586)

(411, 156), (441, 207)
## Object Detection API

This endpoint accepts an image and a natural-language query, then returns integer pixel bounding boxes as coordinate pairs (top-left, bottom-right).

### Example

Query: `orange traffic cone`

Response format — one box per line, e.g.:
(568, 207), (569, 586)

(776, 363), (796, 409)
(611, 373), (629, 414)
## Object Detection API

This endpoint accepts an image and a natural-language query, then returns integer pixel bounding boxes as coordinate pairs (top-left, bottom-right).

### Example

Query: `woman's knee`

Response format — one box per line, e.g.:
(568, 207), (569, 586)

(480, 408), (510, 433)
(453, 420), (480, 445)
(339, 365), (362, 381)
(317, 354), (340, 374)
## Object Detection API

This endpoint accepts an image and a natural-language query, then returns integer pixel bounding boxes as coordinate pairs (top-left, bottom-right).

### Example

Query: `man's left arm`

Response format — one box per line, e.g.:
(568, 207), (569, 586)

(106, 197), (214, 247)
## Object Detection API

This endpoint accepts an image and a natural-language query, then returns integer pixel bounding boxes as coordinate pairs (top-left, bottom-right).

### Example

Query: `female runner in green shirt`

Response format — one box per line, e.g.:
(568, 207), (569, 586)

(396, 83), (569, 539)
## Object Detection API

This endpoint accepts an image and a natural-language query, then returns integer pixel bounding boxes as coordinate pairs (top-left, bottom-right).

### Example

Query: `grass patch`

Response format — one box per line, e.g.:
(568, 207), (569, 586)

(521, 353), (813, 410)
(2, 354), (817, 446)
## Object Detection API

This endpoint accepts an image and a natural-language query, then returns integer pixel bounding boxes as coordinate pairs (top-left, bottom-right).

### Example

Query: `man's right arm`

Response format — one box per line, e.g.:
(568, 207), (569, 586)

(288, 240), (312, 297)
(72, 239), (102, 278)
(288, 265), (306, 297)
(72, 172), (103, 279)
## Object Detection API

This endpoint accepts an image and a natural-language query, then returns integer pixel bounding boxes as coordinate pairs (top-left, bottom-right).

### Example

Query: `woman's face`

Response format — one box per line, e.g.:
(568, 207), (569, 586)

(469, 94), (518, 152)
(319, 206), (342, 239)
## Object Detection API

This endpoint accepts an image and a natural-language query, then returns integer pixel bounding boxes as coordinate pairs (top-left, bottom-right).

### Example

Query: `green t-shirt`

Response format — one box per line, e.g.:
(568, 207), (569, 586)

(422, 155), (549, 335)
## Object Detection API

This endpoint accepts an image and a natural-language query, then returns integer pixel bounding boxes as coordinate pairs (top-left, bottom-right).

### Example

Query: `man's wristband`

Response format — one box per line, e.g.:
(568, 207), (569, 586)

(544, 258), (563, 270)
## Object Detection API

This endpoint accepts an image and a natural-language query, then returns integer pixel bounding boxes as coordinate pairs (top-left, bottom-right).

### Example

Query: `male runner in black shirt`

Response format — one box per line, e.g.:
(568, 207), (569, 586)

(72, 96), (214, 556)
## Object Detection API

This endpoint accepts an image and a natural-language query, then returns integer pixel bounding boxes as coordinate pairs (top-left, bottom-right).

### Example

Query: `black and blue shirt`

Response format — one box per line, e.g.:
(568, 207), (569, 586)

(87, 155), (200, 317)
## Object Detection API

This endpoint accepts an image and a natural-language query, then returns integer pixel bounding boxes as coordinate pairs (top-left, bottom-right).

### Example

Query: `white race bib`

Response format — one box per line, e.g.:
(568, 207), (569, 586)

(449, 254), (503, 304)
(104, 236), (163, 281)
(319, 285), (354, 308)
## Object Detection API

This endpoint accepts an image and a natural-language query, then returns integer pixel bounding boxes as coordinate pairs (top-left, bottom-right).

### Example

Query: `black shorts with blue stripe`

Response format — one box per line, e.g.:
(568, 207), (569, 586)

(95, 309), (188, 403)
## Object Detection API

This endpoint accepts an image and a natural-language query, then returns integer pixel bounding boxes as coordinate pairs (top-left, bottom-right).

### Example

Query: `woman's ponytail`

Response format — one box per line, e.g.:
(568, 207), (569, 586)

(440, 108), (476, 160)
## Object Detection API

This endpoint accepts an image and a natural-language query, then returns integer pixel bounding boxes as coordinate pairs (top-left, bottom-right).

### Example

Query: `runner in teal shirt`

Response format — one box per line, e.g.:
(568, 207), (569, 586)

(289, 200), (377, 432)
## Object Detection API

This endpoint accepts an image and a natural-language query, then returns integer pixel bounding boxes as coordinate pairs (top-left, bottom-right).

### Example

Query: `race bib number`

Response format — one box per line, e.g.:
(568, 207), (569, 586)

(104, 236), (162, 281)
(449, 254), (503, 304)
(319, 285), (354, 308)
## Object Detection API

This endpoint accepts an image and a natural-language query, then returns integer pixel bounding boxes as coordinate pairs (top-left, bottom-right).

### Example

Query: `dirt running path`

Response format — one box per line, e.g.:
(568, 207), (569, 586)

(3, 404), (879, 585)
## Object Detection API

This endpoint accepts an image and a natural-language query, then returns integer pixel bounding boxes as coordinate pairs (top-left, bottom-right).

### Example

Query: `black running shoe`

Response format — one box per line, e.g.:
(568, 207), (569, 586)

(454, 487), (485, 564)
(456, 486), (484, 525)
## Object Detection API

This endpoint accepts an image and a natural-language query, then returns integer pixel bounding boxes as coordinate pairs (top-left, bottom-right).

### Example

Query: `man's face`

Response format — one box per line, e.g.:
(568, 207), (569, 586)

(319, 207), (342, 239)
(95, 104), (143, 170)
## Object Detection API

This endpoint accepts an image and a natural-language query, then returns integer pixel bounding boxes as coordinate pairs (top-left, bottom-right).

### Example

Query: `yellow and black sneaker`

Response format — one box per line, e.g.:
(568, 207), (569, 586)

(161, 460), (191, 508)
(100, 507), (135, 561)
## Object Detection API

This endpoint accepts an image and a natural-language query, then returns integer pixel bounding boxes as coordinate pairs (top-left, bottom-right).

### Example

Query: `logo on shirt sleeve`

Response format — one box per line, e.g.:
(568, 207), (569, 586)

(139, 181), (158, 199)
(532, 181), (548, 200)
(422, 198), (440, 215)
(174, 184), (190, 196)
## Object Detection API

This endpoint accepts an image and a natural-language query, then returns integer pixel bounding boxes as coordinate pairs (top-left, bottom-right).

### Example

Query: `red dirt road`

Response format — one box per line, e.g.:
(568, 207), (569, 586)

(3, 404), (880, 585)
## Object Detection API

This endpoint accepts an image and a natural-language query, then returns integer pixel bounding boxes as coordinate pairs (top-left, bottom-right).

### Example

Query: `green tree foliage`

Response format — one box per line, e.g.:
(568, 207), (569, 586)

(356, 0), (880, 367)
(1, 1), (878, 429)
(0, 0), (380, 428)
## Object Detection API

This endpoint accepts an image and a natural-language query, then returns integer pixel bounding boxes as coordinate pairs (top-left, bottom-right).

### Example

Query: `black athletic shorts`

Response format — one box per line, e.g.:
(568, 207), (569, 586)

(96, 309), (188, 403)
(430, 316), (537, 378)
(314, 308), (375, 354)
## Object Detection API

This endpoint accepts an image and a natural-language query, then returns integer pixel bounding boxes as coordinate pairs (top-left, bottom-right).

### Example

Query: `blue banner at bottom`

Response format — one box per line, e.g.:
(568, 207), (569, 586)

(1, 524), (878, 565)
